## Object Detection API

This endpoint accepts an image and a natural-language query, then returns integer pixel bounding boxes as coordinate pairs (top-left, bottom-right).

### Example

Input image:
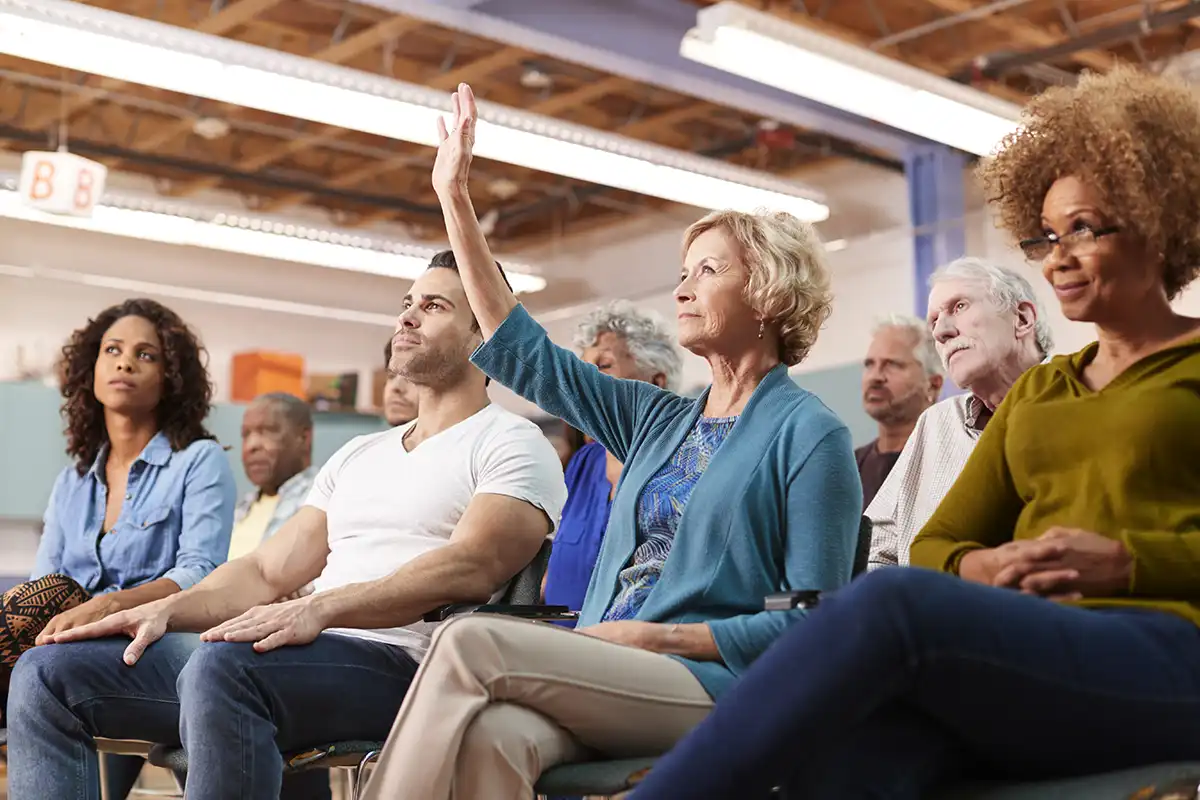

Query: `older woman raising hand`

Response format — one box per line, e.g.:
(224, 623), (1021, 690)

(359, 84), (862, 800)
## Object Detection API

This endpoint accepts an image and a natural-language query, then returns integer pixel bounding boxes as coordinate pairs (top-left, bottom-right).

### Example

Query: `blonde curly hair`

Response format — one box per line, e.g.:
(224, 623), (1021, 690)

(683, 209), (833, 367)
(977, 65), (1200, 299)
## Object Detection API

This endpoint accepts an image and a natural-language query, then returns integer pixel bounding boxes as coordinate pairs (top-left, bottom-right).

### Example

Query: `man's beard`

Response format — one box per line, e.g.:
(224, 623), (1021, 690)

(867, 388), (926, 425)
(389, 342), (471, 388)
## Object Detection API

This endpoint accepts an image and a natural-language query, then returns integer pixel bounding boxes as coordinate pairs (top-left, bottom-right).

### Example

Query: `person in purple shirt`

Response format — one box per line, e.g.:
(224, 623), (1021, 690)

(543, 302), (683, 615)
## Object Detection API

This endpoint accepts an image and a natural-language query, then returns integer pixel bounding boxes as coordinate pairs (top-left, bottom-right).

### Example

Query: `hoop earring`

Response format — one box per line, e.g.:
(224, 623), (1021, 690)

(757, 319), (765, 339)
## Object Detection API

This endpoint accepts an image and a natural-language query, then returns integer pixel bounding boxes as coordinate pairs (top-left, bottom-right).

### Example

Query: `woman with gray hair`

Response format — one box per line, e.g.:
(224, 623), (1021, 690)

(545, 302), (683, 615)
(359, 83), (862, 800)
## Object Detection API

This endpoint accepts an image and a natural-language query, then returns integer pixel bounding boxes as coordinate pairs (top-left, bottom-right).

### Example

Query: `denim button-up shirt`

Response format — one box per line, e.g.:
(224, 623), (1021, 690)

(32, 432), (236, 593)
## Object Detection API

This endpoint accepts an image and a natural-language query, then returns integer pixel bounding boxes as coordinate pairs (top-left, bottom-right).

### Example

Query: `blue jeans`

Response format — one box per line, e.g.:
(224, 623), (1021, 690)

(8, 631), (418, 800)
(629, 568), (1200, 800)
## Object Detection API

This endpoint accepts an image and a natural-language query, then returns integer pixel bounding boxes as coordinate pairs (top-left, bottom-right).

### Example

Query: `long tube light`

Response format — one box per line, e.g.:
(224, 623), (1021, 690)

(681, 1), (1022, 157)
(0, 0), (829, 222)
(0, 184), (547, 293)
(0, 263), (398, 327)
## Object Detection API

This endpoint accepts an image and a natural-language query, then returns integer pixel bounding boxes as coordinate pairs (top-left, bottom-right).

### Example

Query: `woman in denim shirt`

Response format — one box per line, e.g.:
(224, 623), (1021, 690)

(1, 298), (235, 722)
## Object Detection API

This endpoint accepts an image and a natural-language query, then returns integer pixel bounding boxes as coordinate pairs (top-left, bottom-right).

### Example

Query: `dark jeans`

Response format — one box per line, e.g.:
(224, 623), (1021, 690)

(629, 568), (1200, 800)
(8, 631), (418, 800)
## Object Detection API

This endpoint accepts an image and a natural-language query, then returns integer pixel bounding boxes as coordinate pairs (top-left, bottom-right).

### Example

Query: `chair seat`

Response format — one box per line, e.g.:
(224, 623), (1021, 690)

(94, 738), (155, 758)
(147, 740), (385, 775)
(933, 763), (1200, 800)
(534, 758), (658, 795)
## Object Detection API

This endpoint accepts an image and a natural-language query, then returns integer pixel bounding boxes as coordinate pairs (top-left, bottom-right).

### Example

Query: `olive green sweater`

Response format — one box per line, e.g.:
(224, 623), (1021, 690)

(911, 336), (1200, 625)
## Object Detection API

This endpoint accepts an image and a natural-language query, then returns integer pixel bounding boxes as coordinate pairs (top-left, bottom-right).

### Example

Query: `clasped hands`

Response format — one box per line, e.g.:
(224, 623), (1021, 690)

(962, 527), (1133, 600)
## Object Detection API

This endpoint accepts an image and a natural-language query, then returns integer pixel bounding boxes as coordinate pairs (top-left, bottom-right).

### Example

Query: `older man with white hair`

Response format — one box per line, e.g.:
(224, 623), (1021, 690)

(867, 256), (1051, 569)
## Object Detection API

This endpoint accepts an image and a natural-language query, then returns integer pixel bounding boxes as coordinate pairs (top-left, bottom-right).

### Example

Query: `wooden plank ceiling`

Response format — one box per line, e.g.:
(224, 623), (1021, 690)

(1, 0), (1196, 249)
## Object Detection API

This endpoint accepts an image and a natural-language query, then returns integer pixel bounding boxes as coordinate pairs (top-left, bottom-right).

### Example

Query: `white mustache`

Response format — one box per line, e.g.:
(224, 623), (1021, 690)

(940, 339), (972, 367)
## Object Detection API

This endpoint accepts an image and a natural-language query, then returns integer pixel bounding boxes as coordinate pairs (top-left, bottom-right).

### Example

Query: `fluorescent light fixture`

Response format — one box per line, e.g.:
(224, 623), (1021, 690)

(0, 262), (398, 327)
(682, 1), (1022, 157)
(0, 184), (547, 293)
(824, 238), (848, 252)
(0, 0), (829, 222)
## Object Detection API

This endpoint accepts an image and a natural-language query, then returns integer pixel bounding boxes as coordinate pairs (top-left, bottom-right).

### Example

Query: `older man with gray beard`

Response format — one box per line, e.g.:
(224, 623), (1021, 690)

(867, 257), (1051, 569)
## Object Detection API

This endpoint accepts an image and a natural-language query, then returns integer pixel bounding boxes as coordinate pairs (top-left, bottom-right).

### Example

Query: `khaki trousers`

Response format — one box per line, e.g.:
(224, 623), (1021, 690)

(360, 615), (714, 800)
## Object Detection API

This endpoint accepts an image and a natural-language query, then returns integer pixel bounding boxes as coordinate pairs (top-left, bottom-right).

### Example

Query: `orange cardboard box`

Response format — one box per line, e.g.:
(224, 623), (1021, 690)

(230, 351), (305, 403)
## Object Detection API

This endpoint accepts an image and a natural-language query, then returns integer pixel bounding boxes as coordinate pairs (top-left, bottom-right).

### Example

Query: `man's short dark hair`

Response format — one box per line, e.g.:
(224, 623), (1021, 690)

(428, 249), (514, 300)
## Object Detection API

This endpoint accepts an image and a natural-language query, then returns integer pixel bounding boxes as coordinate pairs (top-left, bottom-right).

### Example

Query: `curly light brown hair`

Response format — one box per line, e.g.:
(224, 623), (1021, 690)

(978, 65), (1200, 300)
(60, 298), (215, 474)
(683, 209), (833, 367)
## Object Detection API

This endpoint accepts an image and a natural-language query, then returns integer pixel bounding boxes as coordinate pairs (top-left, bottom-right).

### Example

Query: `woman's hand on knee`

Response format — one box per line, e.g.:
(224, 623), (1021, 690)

(35, 595), (120, 645)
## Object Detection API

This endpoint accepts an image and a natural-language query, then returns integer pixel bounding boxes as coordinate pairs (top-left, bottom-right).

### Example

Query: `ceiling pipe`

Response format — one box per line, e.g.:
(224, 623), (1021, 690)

(960, 0), (1200, 79)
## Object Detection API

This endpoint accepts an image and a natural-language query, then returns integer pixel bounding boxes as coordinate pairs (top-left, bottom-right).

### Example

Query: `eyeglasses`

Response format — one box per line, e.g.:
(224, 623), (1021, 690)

(1019, 226), (1120, 262)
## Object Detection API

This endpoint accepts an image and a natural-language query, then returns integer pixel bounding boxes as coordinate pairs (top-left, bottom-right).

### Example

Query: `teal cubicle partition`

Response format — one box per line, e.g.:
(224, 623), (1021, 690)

(1, 363), (875, 521)
(0, 381), (387, 521)
(792, 362), (876, 448)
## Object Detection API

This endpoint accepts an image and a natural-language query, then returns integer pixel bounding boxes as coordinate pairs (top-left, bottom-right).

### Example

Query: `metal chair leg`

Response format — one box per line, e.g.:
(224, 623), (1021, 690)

(351, 750), (380, 800)
(98, 752), (110, 800)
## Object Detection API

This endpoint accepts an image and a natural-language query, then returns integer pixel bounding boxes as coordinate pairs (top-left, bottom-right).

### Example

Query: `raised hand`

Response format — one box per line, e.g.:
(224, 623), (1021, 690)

(432, 82), (478, 198)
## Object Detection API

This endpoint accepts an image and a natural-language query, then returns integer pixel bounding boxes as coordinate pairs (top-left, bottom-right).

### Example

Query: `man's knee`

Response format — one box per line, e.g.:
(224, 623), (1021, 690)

(176, 641), (257, 706)
(9, 644), (73, 720)
(10, 641), (123, 707)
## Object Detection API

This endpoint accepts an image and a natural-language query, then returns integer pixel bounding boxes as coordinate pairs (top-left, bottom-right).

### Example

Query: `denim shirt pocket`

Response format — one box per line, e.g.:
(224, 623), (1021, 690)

(110, 504), (179, 586)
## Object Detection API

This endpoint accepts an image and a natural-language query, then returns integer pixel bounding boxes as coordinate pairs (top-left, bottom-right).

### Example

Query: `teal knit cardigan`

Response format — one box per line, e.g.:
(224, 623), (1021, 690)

(472, 305), (861, 698)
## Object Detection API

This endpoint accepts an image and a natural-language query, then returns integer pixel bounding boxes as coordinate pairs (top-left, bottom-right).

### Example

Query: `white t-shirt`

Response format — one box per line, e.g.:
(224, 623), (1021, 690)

(304, 404), (566, 660)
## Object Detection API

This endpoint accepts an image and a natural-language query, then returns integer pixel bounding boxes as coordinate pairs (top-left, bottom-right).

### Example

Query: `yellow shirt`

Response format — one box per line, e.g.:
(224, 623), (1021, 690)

(228, 493), (282, 561)
(912, 336), (1200, 625)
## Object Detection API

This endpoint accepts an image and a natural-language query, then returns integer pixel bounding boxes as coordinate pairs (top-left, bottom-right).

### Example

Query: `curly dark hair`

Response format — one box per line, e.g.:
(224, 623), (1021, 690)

(60, 298), (215, 474)
(977, 65), (1200, 300)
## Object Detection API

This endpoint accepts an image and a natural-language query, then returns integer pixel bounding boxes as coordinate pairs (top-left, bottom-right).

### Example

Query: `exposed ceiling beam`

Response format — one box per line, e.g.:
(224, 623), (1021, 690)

(524, 75), (633, 115)
(167, 14), (427, 197)
(310, 15), (424, 65)
(351, 0), (924, 156)
(761, 1), (1029, 104)
(260, 75), (649, 214)
(23, 0), (289, 131)
(915, 0), (1115, 72)
(322, 96), (729, 226)
(194, 0), (287, 35)
(968, 0), (1200, 78)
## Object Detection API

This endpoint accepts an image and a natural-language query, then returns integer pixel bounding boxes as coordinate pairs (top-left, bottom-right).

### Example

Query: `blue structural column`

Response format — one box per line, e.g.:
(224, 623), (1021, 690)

(905, 144), (967, 318)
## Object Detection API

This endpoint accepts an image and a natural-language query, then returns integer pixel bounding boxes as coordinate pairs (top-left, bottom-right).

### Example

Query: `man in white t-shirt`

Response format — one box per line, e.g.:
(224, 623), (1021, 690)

(8, 252), (567, 800)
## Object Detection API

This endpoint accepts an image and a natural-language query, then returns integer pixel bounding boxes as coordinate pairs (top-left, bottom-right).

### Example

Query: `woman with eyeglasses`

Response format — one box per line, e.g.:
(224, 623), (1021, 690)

(628, 66), (1200, 800)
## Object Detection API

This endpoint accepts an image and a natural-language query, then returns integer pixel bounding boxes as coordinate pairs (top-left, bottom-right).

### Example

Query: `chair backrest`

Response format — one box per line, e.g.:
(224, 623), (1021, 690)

(500, 538), (553, 606)
(852, 516), (873, 577)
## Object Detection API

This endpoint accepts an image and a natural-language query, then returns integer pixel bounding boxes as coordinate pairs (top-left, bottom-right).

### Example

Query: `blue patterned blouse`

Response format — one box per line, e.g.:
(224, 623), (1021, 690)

(602, 415), (738, 622)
